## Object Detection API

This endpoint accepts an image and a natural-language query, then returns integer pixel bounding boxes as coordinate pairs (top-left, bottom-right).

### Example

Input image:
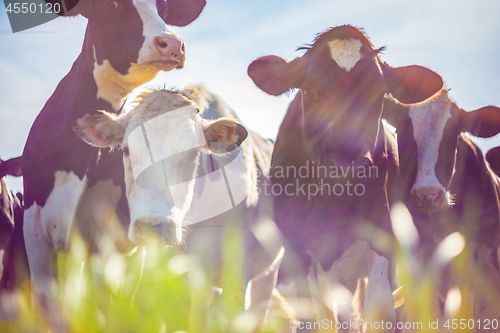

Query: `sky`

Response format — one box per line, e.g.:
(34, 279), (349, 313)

(1, 0), (499, 193)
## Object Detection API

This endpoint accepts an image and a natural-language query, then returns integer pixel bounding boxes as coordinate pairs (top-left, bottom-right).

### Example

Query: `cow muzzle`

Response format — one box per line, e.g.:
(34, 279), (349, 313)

(152, 37), (185, 69)
(411, 186), (448, 213)
(130, 217), (182, 245)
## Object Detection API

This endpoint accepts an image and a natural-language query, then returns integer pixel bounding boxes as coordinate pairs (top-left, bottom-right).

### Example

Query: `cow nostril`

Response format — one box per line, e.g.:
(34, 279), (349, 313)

(154, 37), (183, 60)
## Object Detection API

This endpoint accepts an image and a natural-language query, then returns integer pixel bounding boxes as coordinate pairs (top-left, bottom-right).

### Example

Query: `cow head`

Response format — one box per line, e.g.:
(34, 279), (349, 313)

(46, 0), (206, 108)
(384, 85), (500, 213)
(75, 89), (247, 244)
(248, 25), (442, 166)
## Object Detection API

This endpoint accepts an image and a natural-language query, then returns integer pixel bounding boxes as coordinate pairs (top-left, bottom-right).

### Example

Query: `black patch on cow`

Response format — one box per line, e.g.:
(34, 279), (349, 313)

(87, 0), (144, 75)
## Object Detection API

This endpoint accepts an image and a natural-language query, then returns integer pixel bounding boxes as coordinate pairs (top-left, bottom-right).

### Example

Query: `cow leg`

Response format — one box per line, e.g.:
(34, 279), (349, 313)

(275, 246), (317, 332)
(24, 172), (87, 331)
(24, 204), (67, 332)
(363, 250), (395, 333)
(246, 247), (285, 324)
(470, 243), (500, 322)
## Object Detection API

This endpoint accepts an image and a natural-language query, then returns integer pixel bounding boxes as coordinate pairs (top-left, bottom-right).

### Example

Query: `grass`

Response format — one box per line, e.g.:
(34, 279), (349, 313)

(1, 205), (500, 332)
(0, 226), (286, 333)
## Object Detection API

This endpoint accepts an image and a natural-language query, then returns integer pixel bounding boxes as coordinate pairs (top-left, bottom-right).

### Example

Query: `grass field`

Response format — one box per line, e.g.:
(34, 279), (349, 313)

(1, 205), (500, 332)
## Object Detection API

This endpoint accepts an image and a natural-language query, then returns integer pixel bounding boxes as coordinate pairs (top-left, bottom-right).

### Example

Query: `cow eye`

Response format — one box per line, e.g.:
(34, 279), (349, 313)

(303, 89), (318, 101)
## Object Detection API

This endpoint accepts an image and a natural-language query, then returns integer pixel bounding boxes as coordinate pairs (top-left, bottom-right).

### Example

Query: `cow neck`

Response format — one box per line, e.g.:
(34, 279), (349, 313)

(21, 38), (116, 209)
(298, 89), (385, 209)
(299, 90), (318, 162)
(91, 51), (160, 111)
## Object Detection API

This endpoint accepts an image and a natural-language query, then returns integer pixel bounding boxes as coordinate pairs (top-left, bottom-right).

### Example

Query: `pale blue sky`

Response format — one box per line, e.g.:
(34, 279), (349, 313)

(1, 0), (499, 192)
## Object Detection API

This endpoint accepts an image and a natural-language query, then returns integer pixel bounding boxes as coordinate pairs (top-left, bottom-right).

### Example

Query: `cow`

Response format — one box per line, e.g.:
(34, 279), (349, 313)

(382, 82), (500, 321)
(75, 84), (283, 328)
(247, 25), (443, 331)
(0, 156), (28, 319)
(21, 0), (205, 328)
(486, 146), (500, 177)
(0, 157), (21, 255)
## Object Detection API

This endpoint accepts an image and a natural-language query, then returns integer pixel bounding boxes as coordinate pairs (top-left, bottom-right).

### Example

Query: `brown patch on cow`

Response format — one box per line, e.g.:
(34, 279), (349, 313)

(204, 120), (238, 142)
(203, 119), (248, 153)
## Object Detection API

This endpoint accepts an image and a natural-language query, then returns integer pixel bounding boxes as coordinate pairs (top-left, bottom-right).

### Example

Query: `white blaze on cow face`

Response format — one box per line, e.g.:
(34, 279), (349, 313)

(408, 87), (453, 211)
(327, 39), (363, 72)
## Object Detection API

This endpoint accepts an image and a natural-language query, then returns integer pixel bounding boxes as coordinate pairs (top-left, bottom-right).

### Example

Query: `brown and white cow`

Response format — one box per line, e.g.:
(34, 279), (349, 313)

(76, 85), (283, 325)
(486, 146), (500, 178)
(383, 83), (500, 319)
(248, 25), (441, 331)
(21, 0), (205, 328)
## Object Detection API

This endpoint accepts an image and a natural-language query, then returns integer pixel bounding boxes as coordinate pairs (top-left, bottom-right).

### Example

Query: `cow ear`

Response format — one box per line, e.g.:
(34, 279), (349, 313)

(382, 95), (409, 127)
(164, 0), (206, 27)
(248, 55), (307, 96)
(45, 0), (82, 16)
(203, 119), (248, 154)
(381, 63), (443, 104)
(0, 156), (22, 178)
(457, 106), (500, 138)
(75, 112), (125, 147)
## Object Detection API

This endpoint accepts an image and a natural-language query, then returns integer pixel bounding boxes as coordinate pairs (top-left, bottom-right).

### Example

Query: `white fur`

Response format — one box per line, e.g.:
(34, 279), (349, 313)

(123, 104), (201, 241)
(327, 39), (363, 72)
(39, 171), (87, 251)
(133, 0), (180, 64)
(183, 152), (247, 225)
(409, 87), (452, 202)
(319, 241), (396, 332)
(363, 252), (395, 333)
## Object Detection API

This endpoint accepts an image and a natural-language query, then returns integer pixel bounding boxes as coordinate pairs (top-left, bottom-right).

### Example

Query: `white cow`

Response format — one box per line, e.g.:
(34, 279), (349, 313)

(76, 85), (284, 328)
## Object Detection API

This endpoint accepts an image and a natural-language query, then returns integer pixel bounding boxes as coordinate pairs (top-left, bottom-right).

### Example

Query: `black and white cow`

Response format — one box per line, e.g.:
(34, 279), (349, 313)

(248, 25), (442, 330)
(383, 82), (500, 319)
(0, 157), (21, 255)
(0, 156), (28, 319)
(75, 85), (283, 325)
(21, 0), (205, 327)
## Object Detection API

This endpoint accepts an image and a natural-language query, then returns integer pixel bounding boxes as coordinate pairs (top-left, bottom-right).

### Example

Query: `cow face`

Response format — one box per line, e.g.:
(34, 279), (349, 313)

(75, 90), (247, 244)
(384, 87), (500, 213)
(46, 0), (205, 108)
(248, 25), (442, 165)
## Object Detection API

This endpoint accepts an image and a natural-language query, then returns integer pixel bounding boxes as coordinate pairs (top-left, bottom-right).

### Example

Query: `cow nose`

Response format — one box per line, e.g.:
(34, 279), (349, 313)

(135, 217), (182, 245)
(412, 186), (446, 212)
(154, 37), (184, 59)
